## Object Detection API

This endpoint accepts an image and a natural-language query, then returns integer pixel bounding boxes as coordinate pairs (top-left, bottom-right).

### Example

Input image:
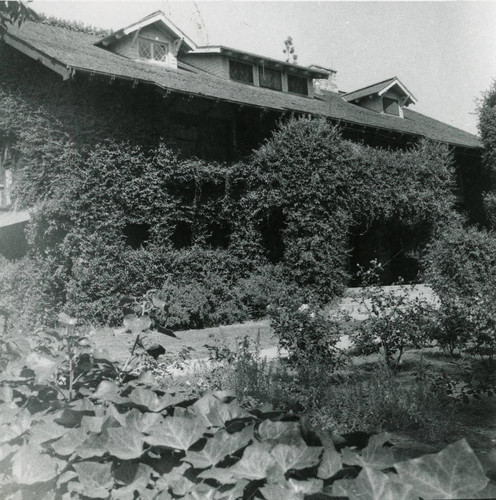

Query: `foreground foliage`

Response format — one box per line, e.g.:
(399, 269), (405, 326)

(0, 306), (494, 498)
(1, 368), (495, 499)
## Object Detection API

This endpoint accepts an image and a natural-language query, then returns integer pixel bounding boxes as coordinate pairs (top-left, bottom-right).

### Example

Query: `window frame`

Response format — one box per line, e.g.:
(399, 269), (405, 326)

(287, 74), (309, 96)
(229, 60), (254, 85)
(138, 37), (170, 63)
(258, 65), (282, 91)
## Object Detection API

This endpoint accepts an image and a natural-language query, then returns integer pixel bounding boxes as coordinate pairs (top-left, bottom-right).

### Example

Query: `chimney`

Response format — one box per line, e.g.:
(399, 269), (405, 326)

(310, 65), (338, 95)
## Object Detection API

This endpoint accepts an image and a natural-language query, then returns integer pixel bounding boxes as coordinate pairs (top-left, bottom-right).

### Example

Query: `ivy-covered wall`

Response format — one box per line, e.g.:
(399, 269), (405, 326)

(0, 32), (465, 330)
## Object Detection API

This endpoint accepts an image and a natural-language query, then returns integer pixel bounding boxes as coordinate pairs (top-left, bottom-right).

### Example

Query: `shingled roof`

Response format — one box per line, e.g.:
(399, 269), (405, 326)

(3, 21), (481, 150)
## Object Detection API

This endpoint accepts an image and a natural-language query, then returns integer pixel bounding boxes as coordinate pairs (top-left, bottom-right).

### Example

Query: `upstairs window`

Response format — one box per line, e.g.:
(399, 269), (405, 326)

(139, 38), (169, 62)
(383, 97), (400, 116)
(288, 74), (308, 95)
(229, 60), (253, 84)
(259, 66), (282, 91)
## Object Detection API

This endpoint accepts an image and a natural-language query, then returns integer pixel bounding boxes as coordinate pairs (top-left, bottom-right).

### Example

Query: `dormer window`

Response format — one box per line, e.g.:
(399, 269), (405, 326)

(343, 77), (416, 118)
(259, 66), (282, 91)
(139, 37), (169, 62)
(229, 60), (253, 84)
(288, 74), (308, 96)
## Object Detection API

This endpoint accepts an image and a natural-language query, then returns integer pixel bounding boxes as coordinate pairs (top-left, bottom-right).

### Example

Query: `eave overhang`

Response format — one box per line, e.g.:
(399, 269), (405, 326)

(95, 11), (197, 52)
(189, 45), (328, 79)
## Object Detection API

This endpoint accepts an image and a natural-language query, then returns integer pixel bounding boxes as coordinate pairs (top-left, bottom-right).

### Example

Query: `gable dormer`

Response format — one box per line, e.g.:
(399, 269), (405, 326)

(94, 11), (197, 69)
(342, 77), (416, 118)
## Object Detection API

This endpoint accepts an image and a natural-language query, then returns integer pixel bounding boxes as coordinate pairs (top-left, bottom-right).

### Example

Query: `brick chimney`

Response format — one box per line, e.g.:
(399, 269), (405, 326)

(310, 65), (338, 94)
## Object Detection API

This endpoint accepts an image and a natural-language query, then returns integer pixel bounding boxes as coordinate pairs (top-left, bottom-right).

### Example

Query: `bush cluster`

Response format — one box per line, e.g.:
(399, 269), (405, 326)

(424, 222), (496, 359)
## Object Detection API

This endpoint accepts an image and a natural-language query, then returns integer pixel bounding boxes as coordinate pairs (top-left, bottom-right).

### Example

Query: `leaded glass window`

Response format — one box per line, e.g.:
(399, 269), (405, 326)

(139, 38), (169, 62)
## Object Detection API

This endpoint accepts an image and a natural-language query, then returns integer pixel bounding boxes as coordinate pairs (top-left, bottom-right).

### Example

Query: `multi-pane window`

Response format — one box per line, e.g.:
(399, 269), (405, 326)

(287, 74), (308, 95)
(139, 38), (169, 62)
(258, 66), (282, 91)
(229, 60), (254, 84)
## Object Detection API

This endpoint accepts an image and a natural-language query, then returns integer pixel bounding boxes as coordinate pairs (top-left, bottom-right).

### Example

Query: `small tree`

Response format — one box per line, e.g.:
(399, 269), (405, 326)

(283, 36), (298, 64)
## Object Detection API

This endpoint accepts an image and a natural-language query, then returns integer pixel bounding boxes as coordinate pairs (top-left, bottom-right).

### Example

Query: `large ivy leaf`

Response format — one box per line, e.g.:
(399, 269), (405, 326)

(57, 471), (78, 488)
(12, 444), (64, 485)
(261, 479), (323, 500)
(257, 420), (304, 445)
(128, 388), (170, 412)
(192, 394), (250, 427)
(73, 461), (113, 499)
(394, 438), (489, 499)
(51, 427), (89, 456)
(260, 483), (304, 500)
(112, 462), (153, 499)
(333, 466), (417, 500)
(76, 432), (108, 459)
(228, 442), (276, 480)
(317, 432), (342, 479)
(197, 467), (236, 484)
(169, 475), (197, 496)
(155, 463), (190, 493)
(184, 483), (217, 500)
(105, 404), (128, 427)
(29, 421), (67, 445)
(0, 403), (20, 426)
(81, 415), (107, 434)
(0, 408), (32, 443)
(125, 408), (162, 432)
(270, 443), (322, 471)
(105, 427), (144, 460)
(342, 432), (396, 469)
(183, 425), (253, 469)
(144, 410), (207, 451)
(214, 479), (249, 500)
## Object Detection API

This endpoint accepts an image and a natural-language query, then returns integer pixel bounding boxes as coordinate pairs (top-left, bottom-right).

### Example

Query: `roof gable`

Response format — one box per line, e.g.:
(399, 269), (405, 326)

(95, 11), (197, 52)
(343, 77), (417, 106)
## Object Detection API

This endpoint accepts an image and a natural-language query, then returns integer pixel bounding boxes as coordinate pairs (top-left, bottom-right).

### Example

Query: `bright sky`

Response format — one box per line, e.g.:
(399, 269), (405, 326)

(31, 1), (496, 135)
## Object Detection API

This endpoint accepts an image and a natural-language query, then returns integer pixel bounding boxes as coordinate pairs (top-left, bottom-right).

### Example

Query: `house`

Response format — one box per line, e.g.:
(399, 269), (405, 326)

(0, 11), (484, 261)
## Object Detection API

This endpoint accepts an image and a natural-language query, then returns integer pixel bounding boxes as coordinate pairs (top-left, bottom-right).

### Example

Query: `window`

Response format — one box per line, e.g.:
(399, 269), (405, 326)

(259, 66), (282, 91)
(287, 74), (308, 95)
(383, 97), (400, 116)
(229, 60), (253, 84)
(139, 38), (169, 62)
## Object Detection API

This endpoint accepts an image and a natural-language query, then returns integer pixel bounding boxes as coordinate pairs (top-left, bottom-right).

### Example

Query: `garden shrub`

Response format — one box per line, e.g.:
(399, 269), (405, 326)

(268, 289), (347, 368)
(349, 261), (437, 370)
(241, 118), (457, 304)
(424, 222), (496, 358)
